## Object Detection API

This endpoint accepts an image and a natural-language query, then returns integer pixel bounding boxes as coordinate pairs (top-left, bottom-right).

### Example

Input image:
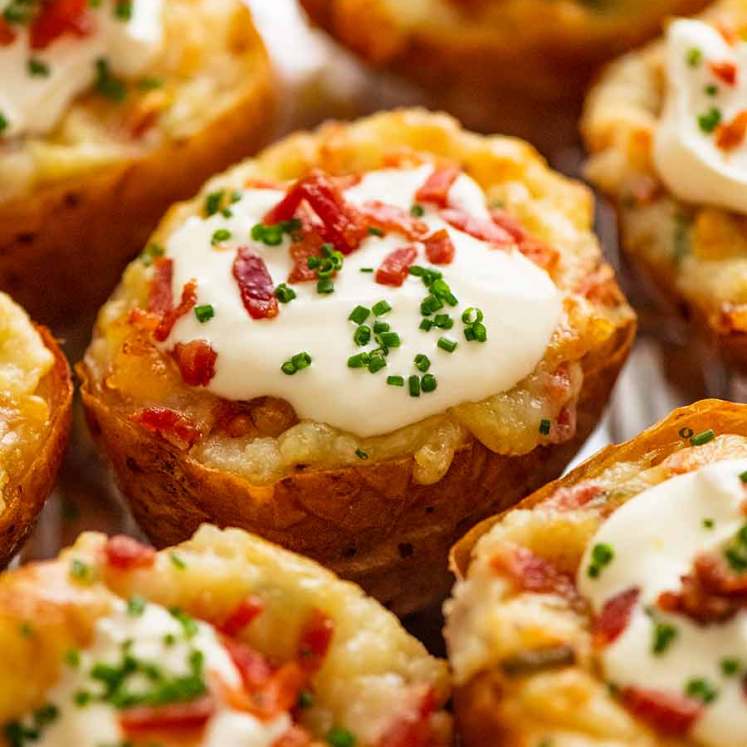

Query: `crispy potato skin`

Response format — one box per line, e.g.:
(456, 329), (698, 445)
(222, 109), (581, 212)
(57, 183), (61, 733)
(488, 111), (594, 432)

(80, 316), (632, 616)
(0, 3), (274, 326)
(448, 399), (747, 746)
(0, 326), (72, 567)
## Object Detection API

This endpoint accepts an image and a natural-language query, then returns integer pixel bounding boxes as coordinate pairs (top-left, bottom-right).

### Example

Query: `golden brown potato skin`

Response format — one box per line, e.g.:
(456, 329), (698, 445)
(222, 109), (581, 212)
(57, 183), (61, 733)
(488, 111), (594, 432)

(449, 399), (747, 747)
(0, 326), (73, 567)
(0, 6), (274, 326)
(80, 317), (632, 616)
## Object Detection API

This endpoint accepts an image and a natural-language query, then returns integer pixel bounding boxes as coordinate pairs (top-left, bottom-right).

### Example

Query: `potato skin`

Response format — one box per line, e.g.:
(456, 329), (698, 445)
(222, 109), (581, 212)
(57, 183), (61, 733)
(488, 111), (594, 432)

(80, 316), (632, 616)
(448, 398), (747, 746)
(0, 326), (73, 567)
(0, 4), (274, 326)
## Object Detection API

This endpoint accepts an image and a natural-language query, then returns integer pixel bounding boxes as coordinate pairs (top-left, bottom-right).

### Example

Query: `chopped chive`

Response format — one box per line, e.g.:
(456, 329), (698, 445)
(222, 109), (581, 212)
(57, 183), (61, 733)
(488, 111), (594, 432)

(721, 658), (741, 676)
(204, 190), (224, 217)
(114, 0), (132, 20)
(291, 352), (312, 371)
(170, 553), (187, 570)
(70, 559), (93, 583)
(373, 321), (390, 334)
(359, 267), (374, 273)
(251, 223), (284, 246)
(275, 283), (296, 303)
(27, 58), (50, 77)
(652, 622), (678, 655)
(138, 76), (164, 91)
(408, 375), (421, 397)
(421, 373), (437, 393)
(437, 336), (457, 353)
(420, 295), (443, 315)
(316, 278), (335, 294)
(410, 204), (425, 217)
(140, 242), (165, 266)
(355, 448), (368, 460)
(740, 470), (747, 483)
(686, 47), (702, 67)
(126, 595), (147, 617)
(378, 331), (401, 348)
(587, 543), (614, 578)
(0, 113), (7, 134)
(194, 304), (214, 323)
(367, 351), (387, 374)
(94, 58), (126, 102)
(414, 354), (431, 372)
(705, 83), (718, 96)
(461, 307), (484, 324)
(698, 107), (722, 134)
(387, 375), (405, 387)
(539, 418), (551, 435)
(326, 727), (356, 747)
(685, 678), (718, 704)
(690, 429), (715, 446)
(703, 518), (715, 529)
(349, 305), (370, 324)
(372, 300), (392, 316)
(353, 325), (371, 346)
(281, 361), (297, 375)
(433, 314), (453, 329)
(368, 227), (384, 237)
(347, 353), (370, 369)
(298, 690), (315, 709)
(18, 622), (33, 638)
(464, 322), (487, 342)
(419, 319), (433, 331)
(64, 649), (81, 668)
(211, 228), (232, 246)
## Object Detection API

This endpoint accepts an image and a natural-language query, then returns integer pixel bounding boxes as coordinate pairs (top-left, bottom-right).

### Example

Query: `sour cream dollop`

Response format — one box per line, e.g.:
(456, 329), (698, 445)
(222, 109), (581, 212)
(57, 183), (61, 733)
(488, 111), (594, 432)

(578, 458), (747, 747)
(22, 600), (289, 747)
(161, 164), (563, 438)
(655, 19), (747, 214)
(0, 0), (163, 138)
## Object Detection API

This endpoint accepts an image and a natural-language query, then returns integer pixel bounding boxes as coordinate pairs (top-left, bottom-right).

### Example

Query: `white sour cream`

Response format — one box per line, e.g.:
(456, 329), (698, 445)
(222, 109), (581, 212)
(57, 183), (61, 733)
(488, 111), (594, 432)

(163, 165), (562, 438)
(26, 600), (289, 747)
(654, 19), (747, 214)
(0, 0), (163, 138)
(578, 458), (747, 747)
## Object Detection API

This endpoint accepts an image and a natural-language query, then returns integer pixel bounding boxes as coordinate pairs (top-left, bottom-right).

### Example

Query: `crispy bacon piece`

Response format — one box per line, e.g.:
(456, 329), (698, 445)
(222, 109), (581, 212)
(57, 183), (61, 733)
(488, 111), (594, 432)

(273, 726), (314, 747)
(155, 279), (197, 343)
(0, 18), (16, 46)
(130, 407), (200, 451)
(297, 609), (334, 674)
(104, 535), (156, 571)
(621, 687), (702, 737)
(423, 229), (455, 265)
(376, 246), (418, 287)
(245, 178), (283, 190)
(710, 60), (738, 86)
(592, 587), (639, 648)
(233, 247), (279, 320)
(120, 695), (216, 734)
(359, 201), (428, 239)
(491, 210), (560, 271)
(288, 229), (324, 283)
(441, 208), (514, 246)
(716, 110), (747, 150)
(491, 547), (580, 605)
(716, 20), (738, 45)
(172, 340), (217, 387)
(219, 596), (265, 637)
(264, 172), (363, 254)
(223, 638), (274, 692)
(30, 0), (92, 50)
(377, 687), (436, 747)
(415, 166), (460, 208)
(148, 258), (174, 316)
(545, 482), (604, 511)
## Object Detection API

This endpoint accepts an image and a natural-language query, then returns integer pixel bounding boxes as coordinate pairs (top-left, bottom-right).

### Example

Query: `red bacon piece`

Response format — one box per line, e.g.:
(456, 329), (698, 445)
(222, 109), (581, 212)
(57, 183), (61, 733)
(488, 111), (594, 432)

(359, 201), (428, 239)
(273, 726), (313, 747)
(219, 596), (264, 637)
(491, 547), (579, 605)
(491, 210), (559, 270)
(0, 18), (16, 46)
(223, 638), (274, 692)
(30, 0), (92, 50)
(154, 279), (197, 343)
(130, 407), (200, 450)
(233, 247), (279, 320)
(377, 687), (437, 747)
(441, 208), (514, 246)
(120, 695), (216, 734)
(545, 482), (604, 511)
(423, 229), (455, 265)
(297, 609), (334, 673)
(287, 217), (324, 283)
(716, 110), (747, 151)
(710, 60), (738, 86)
(415, 166), (460, 208)
(376, 246), (418, 287)
(148, 258), (174, 316)
(172, 340), (217, 387)
(104, 535), (156, 571)
(592, 587), (639, 648)
(621, 687), (702, 737)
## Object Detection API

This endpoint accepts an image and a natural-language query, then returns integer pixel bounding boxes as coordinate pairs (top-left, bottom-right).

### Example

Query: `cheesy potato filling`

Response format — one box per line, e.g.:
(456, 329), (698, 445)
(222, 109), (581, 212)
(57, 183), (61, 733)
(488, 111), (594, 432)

(0, 291), (53, 504)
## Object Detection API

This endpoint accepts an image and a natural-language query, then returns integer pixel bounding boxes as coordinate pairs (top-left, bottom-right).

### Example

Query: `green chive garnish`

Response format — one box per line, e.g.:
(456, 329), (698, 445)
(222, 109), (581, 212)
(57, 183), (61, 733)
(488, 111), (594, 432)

(140, 242), (165, 266)
(721, 658), (741, 676)
(349, 305), (370, 324)
(421, 374), (437, 393)
(433, 314), (453, 329)
(539, 418), (551, 435)
(316, 278), (335, 294)
(378, 331), (400, 348)
(368, 227), (384, 237)
(372, 300), (392, 316)
(408, 375), (421, 397)
(170, 553), (187, 570)
(419, 319), (433, 331)
(652, 622), (677, 655)
(437, 336), (457, 353)
(194, 304), (214, 323)
(211, 228), (231, 246)
(367, 351), (387, 374)
(740, 470), (747, 483)
(126, 595), (147, 617)
(355, 448), (368, 460)
(686, 47), (702, 67)
(353, 325), (371, 346)
(275, 283), (297, 303)
(410, 204), (425, 217)
(387, 376), (405, 387)
(27, 58), (50, 77)
(690, 429), (715, 446)
(587, 543), (614, 578)
(698, 107), (722, 134)
(414, 354), (431, 372)
(703, 518), (715, 529)
(685, 678), (718, 704)
(347, 353), (370, 369)
(326, 727), (356, 747)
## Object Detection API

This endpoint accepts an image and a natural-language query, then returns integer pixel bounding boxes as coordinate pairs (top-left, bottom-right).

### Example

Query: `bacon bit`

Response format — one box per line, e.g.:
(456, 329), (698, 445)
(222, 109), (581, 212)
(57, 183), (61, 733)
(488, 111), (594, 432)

(131, 407), (200, 451)
(545, 483), (604, 511)
(576, 264), (622, 307)
(148, 258), (174, 316)
(297, 609), (334, 673)
(716, 20), (738, 46)
(716, 111), (747, 151)
(219, 596), (264, 637)
(245, 178), (283, 190)
(549, 404), (577, 445)
(621, 687), (702, 737)
(376, 687), (437, 747)
(233, 247), (279, 320)
(359, 201), (428, 239)
(710, 60), (738, 86)
(288, 228), (324, 283)
(490, 210), (559, 270)
(154, 279), (197, 343)
(696, 552), (747, 595)
(415, 166), (460, 208)
(376, 246), (418, 287)
(273, 726), (313, 747)
(104, 535), (156, 571)
(172, 340), (217, 387)
(423, 229), (455, 265)
(253, 662), (307, 719)
(441, 208), (514, 246)
(0, 18), (16, 45)
(120, 695), (216, 734)
(491, 547), (580, 605)
(30, 0), (92, 50)
(264, 172), (363, 254)
(592, 587), (640, 647)
(223, 638), (274, 693)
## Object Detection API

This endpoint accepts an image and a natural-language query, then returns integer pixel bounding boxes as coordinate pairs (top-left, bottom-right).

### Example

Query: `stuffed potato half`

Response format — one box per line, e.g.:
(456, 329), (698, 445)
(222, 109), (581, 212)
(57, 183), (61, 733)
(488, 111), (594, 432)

(446, 399), (747, 747)
(0, 525), (451, 746)
(0, 0), (274, 324)
(79, 109), (635, 615)
(583, 0), (747, 371)
(0, 291), (72, 566)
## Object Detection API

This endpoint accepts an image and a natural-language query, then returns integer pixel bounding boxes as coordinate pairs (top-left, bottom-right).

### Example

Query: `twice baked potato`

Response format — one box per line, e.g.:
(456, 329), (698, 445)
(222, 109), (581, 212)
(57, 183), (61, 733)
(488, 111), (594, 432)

(0, 525), (451, 746)
(0, 291), (72, 566)
(584, 0), (747, 372)
(79, 108), (635, 615)
(446, 398), (747, 747)
(0, 0), (274, 324)
(300, 0), (708, 142)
